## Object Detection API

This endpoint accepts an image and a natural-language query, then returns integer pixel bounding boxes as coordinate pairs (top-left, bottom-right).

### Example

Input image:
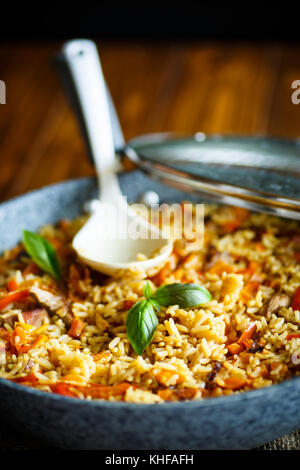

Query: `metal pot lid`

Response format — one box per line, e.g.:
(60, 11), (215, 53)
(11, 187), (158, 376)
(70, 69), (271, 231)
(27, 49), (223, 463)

(124, 133), (300, 220)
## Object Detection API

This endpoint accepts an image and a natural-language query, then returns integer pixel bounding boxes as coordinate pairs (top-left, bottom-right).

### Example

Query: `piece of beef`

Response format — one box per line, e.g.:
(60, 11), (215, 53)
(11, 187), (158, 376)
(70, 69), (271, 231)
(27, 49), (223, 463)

(266, 293), (290, 317)
(29, 286), (73, 326)
(22, 308), (49, 327)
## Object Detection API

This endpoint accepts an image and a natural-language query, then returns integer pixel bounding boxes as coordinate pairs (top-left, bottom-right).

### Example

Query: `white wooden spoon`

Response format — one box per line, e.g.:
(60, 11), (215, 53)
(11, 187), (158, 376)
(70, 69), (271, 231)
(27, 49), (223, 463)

(60, 40), (173, 276)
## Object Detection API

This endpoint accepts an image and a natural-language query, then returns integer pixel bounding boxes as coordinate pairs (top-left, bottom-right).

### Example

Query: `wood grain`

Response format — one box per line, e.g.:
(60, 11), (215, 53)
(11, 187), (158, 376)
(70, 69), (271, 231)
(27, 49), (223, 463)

(0, 41), (299, 201)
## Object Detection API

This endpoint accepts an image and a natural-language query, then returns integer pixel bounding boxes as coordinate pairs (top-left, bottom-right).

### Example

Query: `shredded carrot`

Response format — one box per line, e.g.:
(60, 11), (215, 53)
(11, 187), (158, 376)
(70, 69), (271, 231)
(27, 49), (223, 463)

(157, 388), (174, 400)
(208, 261), (234, 276)
(233, 207), (250, 222)
(157, 387), (197, 401)
(238, 322), (257, 347)
(12, 373), (38, 384)
(0, 289), (30, 311)
(123, 300), (135, 310)
(30, 334), (47, 349)
(50, 383), (78, 398)
(222, 207), (250, 233)
(93, 351), (110, 362)
(152, 264), (171, 285)
(292, 286), (300, 312)
(7, 278), (18, 292)
(243, 338), (254, 349)
(79, 382), (131, 399)
(238, 261), (261, 278)
(241, 281), (260, 302)
(68, 318), (85, 339)
(223, 377), (247, 390)
(62, 374), (86, 384)
(182, 253), (199, 269)
(68, 263), (90, 299)
(286, 333), (300, 340)
(173, 268), (184, 281)
(52, 382), (131, 399)
(255, 242), (266, 252)
(11, 326), (28, 350)
(222, 220), (242, 233)
(227, 343), (244, 355)
(155, 369), (182, 386)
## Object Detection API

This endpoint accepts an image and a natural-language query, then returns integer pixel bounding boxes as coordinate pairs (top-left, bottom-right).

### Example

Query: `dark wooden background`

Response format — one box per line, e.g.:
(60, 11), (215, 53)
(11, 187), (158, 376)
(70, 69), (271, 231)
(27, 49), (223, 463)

(0, 41), (299, 203)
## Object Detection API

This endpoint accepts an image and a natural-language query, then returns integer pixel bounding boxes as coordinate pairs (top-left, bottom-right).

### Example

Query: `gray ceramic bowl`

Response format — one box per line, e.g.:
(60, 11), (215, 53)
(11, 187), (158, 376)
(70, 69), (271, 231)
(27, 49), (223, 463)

(0, 172), (299, 450)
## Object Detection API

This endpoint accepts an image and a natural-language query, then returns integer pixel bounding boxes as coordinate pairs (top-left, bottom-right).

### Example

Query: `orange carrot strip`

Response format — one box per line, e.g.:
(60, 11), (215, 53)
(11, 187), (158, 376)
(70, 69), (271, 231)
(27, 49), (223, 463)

(11, 373), (38, 384)
(157, 389), (174, 400)
(222, 208), (250, 233)
(233, 207), (250, 222)
(31, 334), (47, 348)
(155, 370), (182, 386)
(223, 377), (247, 390)
(0, 289), (30, 311)
(78, 382), (131, 399)
(7, 279), (18, 292)
(238, 261), (261, 277)
(255, 242), (266, 252)
(153, 264), (171, 285)
(243, 338), (254, 349)
(292, 286), (300, 312)
(93, 351), (110, 362)
(227, 343), (244, 355)
(53, 382), (131, 399)
(208, 261), (234, 276)
(287, 333), (300, 340)
(62, 374), (86, 384)
(123, 300), (135, 310)
(238, 322), (257, 347)
(50, 383), (78, 398)
(222, 220), (242, 233)
(241, 282), (260, 302)
(68, 318), (85, 339)
(11, 326), (28, 349)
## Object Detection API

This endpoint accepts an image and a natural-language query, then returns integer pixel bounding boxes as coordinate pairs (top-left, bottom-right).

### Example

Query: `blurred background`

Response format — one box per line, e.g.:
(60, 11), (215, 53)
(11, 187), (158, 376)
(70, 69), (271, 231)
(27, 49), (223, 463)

(0, 4), (299, 202)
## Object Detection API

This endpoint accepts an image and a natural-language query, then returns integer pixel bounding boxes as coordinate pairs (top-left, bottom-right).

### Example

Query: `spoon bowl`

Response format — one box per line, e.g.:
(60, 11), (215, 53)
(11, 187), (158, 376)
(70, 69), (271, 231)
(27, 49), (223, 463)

(72, 201), (173, 276)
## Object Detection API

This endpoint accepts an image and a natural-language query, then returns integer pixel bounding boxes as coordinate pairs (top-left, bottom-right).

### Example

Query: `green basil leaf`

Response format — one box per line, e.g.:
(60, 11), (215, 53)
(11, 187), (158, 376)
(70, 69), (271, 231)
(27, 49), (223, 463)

(150, 299), (161, 314)
(22, 230), (61, 280)
(152, 283), (212, 308)
(126, 299), (158, 355)
(143, 281), (153, 300)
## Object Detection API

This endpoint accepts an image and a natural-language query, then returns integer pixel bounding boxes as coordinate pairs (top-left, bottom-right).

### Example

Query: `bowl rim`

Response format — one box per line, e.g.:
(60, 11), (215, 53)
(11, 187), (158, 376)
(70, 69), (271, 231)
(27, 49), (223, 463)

(0, 176), (299, 410)
(1, 373), (300, 410)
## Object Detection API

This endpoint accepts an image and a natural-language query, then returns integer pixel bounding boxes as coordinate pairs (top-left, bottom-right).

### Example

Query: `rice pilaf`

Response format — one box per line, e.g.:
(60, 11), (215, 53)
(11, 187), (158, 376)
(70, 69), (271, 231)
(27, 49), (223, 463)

(1, 204), (300, 403)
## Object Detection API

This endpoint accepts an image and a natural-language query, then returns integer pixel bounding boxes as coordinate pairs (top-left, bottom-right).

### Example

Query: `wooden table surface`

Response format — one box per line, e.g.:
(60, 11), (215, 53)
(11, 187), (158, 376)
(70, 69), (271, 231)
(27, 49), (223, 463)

(0, 41), (299, 202)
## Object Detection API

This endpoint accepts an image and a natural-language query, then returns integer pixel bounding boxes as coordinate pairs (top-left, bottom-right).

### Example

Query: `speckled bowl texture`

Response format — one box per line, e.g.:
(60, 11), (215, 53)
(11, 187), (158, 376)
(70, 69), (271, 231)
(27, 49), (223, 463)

(0, 172), (300, 450)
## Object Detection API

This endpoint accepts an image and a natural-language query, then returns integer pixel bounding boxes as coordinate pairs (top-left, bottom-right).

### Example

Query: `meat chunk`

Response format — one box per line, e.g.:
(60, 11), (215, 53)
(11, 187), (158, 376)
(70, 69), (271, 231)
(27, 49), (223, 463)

(266, 293), (290, 317)
(29, 286), (73, 325)
(22, 308), (49, 327)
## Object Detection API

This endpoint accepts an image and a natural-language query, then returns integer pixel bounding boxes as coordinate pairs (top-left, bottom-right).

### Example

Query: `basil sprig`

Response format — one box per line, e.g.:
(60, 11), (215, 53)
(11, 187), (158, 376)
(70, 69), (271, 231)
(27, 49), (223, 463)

(22, 230), (61, 280)
(126, 281), (212, 355)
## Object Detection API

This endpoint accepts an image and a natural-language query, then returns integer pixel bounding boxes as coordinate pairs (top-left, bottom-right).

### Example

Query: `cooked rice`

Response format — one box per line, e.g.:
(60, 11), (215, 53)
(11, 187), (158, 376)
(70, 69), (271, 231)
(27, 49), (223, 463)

(0, 205), (300, 403)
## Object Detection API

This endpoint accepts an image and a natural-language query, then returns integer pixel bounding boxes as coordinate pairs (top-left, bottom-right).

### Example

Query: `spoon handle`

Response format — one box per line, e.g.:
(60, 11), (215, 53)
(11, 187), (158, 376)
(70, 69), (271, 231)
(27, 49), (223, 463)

(59, 39), (124, 202)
